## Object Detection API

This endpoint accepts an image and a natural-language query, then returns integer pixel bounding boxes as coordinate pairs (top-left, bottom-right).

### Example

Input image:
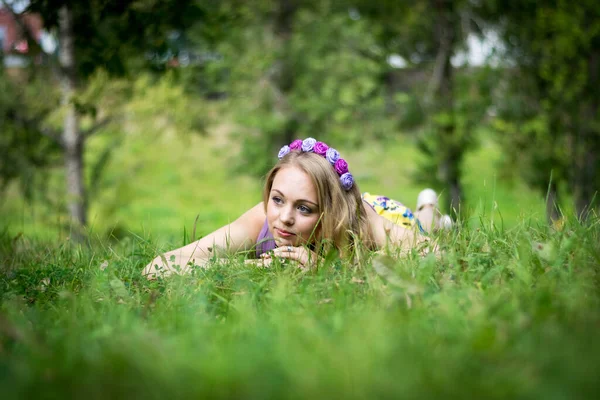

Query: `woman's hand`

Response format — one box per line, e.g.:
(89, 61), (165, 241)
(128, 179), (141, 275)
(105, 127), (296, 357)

(259, 245), (319, 269)
(143, 254), (202, 279)
(244, 259), (272, 268)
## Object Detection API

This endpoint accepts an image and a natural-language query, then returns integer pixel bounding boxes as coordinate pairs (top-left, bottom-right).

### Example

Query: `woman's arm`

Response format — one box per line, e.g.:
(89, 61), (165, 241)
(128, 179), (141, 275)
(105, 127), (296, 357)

(143, 202), (266, 279)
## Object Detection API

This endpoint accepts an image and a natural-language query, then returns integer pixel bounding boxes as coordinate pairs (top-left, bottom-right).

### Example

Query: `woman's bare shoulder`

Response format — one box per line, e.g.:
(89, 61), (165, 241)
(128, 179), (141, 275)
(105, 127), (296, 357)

(232, 202), (266, 237)
(240, 202), (266, 221)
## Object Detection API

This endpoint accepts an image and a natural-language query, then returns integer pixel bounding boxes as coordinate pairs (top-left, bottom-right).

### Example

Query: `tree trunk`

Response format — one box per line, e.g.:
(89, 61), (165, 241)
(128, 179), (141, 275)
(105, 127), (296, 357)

(274, 0), (298, 145)
(441, 149), (462, 216)
(58, 5), (86, 240)
(433, 0), (461, 217)
(573, 120), (598, 221)
(573, 50), (599, 221)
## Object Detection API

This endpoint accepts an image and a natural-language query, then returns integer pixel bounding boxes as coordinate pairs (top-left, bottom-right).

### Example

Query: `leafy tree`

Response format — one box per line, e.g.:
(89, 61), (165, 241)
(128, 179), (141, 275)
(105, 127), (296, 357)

(198, 0), (387, 176)
(479, 0), (600, 220)
(0, 69), (62, 200)
(1, 0), (205, 240)
(357, 0), (486, 218)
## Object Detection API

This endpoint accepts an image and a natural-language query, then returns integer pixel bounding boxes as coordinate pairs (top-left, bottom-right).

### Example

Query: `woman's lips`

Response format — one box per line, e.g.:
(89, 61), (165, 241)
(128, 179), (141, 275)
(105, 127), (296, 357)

(275, 228), (295, 237)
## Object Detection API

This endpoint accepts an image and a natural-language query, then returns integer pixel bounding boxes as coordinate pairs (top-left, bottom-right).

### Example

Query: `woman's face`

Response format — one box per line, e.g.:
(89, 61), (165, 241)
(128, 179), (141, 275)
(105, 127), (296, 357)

(266, 165), (321, 247)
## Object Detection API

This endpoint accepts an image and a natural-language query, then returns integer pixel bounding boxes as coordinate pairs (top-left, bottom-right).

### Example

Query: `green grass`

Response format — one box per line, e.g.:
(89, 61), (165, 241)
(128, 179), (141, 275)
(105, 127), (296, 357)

(1, 215), (599, 399)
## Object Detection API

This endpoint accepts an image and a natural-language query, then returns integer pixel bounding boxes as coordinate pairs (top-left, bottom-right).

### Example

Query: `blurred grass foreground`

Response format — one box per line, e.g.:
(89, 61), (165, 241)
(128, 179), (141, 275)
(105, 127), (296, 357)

(1, 214), (599, 398)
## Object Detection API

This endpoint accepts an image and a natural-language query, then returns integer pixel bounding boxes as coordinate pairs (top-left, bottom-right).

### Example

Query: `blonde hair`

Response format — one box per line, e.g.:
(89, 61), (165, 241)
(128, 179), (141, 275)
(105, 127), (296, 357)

(263, 151), (375, 256)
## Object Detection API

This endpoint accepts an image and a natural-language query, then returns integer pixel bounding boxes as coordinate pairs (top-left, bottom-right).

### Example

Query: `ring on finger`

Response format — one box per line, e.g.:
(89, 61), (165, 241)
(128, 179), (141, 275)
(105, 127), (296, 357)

(287, 246), (293, 252)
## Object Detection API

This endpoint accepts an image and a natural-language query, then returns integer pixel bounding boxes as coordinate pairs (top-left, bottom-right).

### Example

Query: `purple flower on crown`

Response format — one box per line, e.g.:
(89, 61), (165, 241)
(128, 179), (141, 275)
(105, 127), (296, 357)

(301, 137), (317, 152)
(278, 145), (291, 159)
(325, 148), (340, 165)
(313, 141), (329, 156)
(289, 139), (303, 151)
(334, 158), (348, 175)
(340, 172), (354, 190)
(276, 138), (354, 191)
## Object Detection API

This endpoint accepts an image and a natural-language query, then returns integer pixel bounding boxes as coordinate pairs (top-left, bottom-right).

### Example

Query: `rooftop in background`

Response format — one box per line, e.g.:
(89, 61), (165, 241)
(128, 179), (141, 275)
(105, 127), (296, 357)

(0, 7), (42, 53)
(0, 6), (55, 69)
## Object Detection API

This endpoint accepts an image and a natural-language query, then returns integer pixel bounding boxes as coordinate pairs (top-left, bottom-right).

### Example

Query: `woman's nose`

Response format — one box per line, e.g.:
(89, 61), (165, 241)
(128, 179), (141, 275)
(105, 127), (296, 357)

(280, 206), (295, 225)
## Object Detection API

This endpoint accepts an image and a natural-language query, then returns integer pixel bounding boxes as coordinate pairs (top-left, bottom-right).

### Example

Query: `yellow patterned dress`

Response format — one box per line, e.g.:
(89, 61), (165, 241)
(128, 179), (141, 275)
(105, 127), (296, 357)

(361, 192), (424, 233)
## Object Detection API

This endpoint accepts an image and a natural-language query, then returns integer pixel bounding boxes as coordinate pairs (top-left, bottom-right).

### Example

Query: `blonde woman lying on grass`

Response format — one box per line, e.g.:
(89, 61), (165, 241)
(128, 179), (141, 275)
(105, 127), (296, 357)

(143, 138), (451, 278)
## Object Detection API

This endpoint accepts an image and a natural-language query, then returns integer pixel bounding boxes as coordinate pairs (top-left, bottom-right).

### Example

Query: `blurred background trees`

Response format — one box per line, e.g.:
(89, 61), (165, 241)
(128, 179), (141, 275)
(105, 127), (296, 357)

(477, 0), (600, 221)
(0, 0), (598, 240)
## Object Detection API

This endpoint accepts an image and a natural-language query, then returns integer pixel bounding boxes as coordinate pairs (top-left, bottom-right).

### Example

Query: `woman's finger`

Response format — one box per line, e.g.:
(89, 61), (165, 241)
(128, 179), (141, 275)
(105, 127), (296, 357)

(271, 246), (295, 260)
(245, 258), (273, 268)
(262, 258), (273, 267)
(270, 247), (300, 265)
(272, 246), (317, 269)
(271, 246), (296, 254)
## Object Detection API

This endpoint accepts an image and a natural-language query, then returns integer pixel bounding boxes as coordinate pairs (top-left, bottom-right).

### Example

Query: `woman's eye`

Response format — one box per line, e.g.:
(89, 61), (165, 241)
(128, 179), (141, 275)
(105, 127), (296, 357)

(298, 205), (312, 214)
(272, 196), (283, 204)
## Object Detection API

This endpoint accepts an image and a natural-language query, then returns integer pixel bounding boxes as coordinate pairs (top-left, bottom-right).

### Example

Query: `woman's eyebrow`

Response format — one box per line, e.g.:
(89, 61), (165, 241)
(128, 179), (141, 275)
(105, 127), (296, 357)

(271, 189), (318, 207)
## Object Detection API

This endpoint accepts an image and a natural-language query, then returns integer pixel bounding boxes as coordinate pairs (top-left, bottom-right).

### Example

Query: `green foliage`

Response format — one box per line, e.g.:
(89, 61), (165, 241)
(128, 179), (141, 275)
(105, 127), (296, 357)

(126, 72), (207, 135)
(479, 0), (600, 216)
(0, 69), (62, 200)
(1, 216), (599, 398)
(358, 0), (490, 215)
(0, 69), (214, 240)
(83, 72), (210, 236)
(27, 0), (206, 78)
(492, 103), (568, 191)
(356, 0), (461, 63)
(288, 8), (386, 143)
(204, 1), (388, 176)
(415, 67), (496, 195)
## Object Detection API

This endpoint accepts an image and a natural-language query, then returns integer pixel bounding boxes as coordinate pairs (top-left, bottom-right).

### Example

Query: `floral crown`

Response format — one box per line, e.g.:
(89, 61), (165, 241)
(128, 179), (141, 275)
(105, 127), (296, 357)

(277, 137), (354, 191)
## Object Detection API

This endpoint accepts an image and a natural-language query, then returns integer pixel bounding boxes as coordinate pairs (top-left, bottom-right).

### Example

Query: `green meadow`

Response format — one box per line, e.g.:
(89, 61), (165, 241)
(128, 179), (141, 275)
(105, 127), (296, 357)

(2, 106), (598, 398)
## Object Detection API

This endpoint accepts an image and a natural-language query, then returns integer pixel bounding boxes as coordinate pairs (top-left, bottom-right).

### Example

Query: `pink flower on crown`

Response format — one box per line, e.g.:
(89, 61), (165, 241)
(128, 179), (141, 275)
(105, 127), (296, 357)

(340, 172), (354, 190)
(289, 139), (302, 151)
(334, 158), (348, 175)
(325, 148), (340, 165)
(302, 137), (317, 152)
(313, 141), (329, 156)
